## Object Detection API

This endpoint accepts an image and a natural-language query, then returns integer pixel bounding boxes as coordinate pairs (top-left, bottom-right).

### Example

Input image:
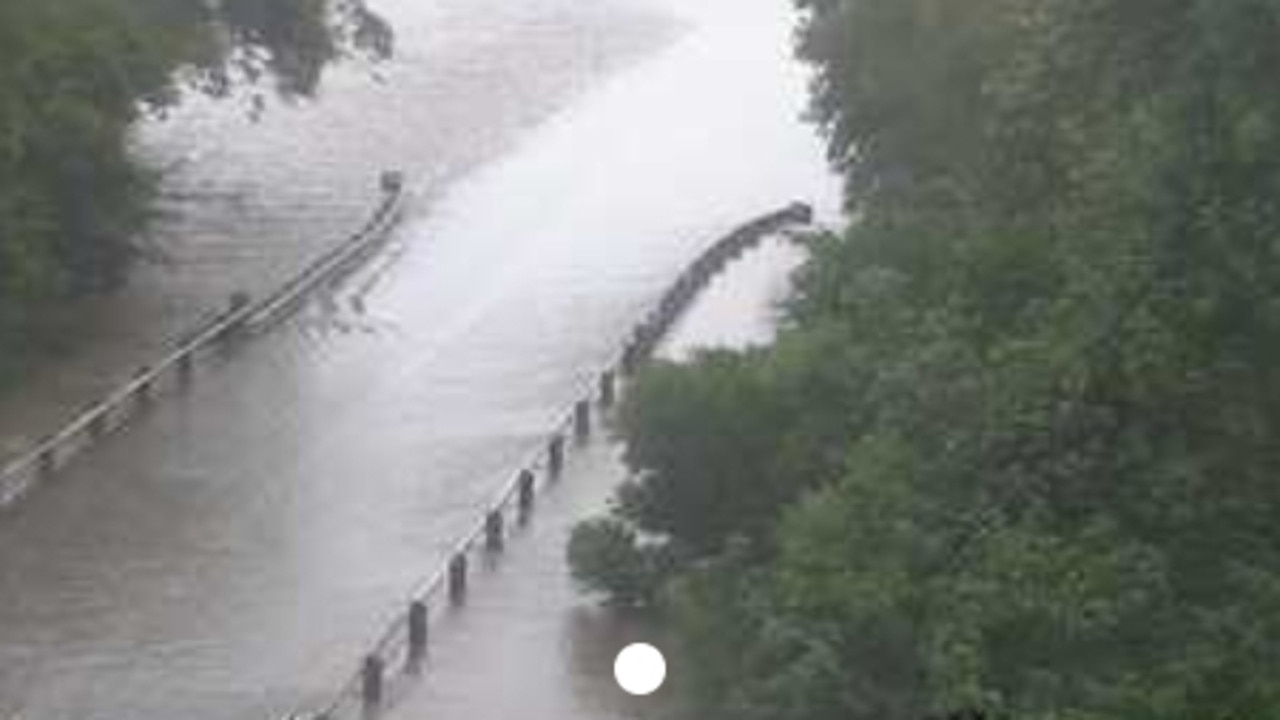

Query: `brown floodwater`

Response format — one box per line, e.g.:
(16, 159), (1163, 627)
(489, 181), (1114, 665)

(379, 235), (807, 720)
(0, 0), (839, 717)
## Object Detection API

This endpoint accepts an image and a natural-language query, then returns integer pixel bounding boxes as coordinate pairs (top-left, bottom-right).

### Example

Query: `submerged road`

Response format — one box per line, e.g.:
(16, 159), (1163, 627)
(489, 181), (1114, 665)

(378, 236), (807, 720)
(0, 0), (838, 717)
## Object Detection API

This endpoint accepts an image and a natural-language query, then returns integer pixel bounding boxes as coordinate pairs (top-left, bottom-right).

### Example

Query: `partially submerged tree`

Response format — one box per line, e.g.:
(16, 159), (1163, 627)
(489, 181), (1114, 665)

(0, 0), (391, 382)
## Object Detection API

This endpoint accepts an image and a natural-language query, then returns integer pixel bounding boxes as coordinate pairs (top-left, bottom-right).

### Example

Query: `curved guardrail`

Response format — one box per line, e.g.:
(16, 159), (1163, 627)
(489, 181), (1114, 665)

(0, 172), (409, 510)
(287, 200), (816, 720)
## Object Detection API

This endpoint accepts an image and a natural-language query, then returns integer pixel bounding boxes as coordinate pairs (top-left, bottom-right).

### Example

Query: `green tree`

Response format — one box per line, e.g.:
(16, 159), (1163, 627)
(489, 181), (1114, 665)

(0, 0), (391, 385)
(572, 1), (1280, 718)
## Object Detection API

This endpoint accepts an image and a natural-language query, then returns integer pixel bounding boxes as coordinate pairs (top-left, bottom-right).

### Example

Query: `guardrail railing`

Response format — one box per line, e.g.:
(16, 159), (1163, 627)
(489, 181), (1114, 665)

(0, 172), (409, 510)
(288, 200), (815, 720)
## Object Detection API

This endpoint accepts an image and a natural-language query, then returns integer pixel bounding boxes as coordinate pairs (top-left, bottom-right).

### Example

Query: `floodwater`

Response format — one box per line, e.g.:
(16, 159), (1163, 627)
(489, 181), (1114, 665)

(373, 237), (803, 717)
(380, 236), (806, 720)
(0, 0), (673, 462)
(0, 0), (839, 717)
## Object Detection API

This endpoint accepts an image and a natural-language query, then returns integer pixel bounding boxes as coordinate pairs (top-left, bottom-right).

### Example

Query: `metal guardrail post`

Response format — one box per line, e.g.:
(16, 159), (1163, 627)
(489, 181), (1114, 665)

(484, 510), (505, 553)
(448, 553), (469, 605)
(547, 434), (565, 478)
(573, 400), (591, 441)
(599, 370), (616, 408)
(177, 351), (194, 385)
(517, 470), (535, 522)
(380, 170), (405, 195)
(631, 323), (651, 362)
(361, 654), (384, 710)
(38, 448), (56, 478)
(407, 600), (429, 671)
(621, 342), (640, 376)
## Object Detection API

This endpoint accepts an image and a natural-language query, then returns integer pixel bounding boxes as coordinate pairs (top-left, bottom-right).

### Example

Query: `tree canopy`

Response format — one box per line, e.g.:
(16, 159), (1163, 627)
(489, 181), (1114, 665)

(0, 0), (390, 383)
(570, 1), (1280, 718)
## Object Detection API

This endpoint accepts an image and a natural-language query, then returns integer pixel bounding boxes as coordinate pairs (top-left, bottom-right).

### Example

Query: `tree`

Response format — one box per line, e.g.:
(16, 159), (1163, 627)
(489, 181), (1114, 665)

(0, 0), (391, 384)
(573, 1), (1280, 717)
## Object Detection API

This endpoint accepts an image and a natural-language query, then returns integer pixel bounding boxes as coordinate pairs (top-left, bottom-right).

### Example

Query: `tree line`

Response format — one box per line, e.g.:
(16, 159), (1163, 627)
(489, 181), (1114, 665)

(0, 0), (389, 386)
(570, 1), (1280, 718)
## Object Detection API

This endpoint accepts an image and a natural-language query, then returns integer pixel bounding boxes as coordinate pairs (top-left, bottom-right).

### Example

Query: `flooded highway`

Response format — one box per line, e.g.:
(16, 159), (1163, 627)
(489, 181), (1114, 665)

(379, 236), (806, 720)
(0, 0), (839, 717)
(0, 0), (673, 462)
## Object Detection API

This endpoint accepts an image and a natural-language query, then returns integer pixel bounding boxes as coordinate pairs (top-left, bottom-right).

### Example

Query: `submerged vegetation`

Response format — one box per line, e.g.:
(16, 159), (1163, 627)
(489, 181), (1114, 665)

(0, 0), (390, 385)
(570, 1), (1280, 717)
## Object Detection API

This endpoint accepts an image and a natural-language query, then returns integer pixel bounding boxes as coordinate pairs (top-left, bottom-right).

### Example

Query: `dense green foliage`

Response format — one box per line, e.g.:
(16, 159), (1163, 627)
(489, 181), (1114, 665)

(570, 1), (1280, 718)
(0, 0), (389, 384)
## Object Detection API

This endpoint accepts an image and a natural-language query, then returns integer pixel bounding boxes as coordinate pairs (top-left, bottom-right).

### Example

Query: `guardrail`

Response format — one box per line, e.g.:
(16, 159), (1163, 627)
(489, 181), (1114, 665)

(288, 200), (815, 720)
(0, 172), (408, 511)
